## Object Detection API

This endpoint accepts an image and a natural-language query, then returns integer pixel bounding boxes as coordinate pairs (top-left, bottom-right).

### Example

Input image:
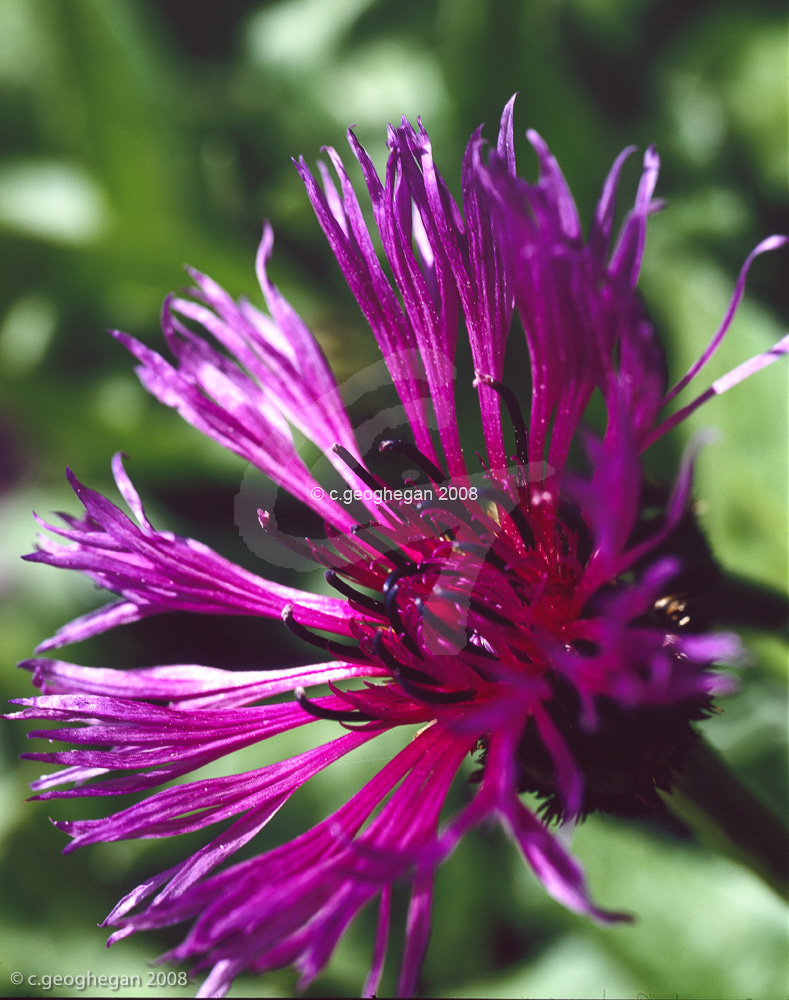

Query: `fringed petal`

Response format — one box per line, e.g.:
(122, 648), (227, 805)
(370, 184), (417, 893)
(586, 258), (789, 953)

(25, 459), (355, 650)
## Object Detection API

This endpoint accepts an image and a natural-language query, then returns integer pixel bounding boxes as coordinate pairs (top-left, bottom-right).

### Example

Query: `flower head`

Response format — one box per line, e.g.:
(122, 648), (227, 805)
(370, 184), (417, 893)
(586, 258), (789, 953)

(8, 99), (788, 997)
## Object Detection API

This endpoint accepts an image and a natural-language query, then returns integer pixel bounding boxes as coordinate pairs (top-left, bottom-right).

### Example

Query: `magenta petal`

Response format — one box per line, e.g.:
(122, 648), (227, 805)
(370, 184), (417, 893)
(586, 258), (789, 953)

(503, 796), (631, 923)
(645, 332), (789, 448)
(397, 873), (434, 998)
(663, 235), (789, 405)
(27, 460), (356, 650)
(363, 883), (392, 998)
(19, 657), (386, 707)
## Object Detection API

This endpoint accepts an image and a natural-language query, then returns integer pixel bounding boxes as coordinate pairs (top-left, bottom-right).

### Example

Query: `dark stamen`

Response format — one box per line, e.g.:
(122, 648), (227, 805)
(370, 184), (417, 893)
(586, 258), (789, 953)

(507, 504), (536, 548)
(396, 673), (475, 704)
(324, 570), (385, 614)
(332, 443), (387, 494)
(372, 631), (441, 686)
(283, 607), (368, 662)
(294, 686), (373, 723)
(400, 631), (422, 659)
(378, 439), (447, 485)
(383, 565), (419, 631)
(351, 523), (411, 569)
(466, 595), (515, 628)
(474, 373), (529, 465)
(376, 632), (473, 704)
(557, 500), (592, 565)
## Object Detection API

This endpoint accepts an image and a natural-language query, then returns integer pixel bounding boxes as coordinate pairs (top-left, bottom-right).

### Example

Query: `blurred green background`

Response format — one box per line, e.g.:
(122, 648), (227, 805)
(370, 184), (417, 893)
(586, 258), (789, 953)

(1, 0), (786, 997)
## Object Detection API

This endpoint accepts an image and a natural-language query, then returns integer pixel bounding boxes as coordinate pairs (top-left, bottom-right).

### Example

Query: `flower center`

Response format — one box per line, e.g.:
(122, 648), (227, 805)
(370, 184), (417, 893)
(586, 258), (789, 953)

(289, 438), (721, 823)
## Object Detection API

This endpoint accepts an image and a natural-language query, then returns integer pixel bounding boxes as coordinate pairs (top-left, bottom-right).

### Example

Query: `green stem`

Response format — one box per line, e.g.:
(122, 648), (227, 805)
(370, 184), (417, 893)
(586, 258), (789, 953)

(661, 738), (788, 901)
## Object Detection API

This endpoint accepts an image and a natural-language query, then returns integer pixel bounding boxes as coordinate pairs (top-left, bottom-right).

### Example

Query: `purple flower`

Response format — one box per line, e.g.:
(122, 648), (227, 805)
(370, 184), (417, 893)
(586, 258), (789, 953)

(8, 99), (788, 997)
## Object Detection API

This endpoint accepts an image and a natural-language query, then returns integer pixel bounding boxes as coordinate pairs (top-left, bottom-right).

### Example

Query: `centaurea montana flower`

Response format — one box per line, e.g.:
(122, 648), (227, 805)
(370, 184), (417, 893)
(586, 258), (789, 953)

(8, 99), (788, 997)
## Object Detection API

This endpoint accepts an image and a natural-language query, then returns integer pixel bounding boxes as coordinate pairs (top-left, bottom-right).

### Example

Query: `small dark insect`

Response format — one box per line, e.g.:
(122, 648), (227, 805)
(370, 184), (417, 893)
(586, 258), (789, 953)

(637, 481), (788, 634)
(631, 483), (721, 634)
(652, 592), (693, 630)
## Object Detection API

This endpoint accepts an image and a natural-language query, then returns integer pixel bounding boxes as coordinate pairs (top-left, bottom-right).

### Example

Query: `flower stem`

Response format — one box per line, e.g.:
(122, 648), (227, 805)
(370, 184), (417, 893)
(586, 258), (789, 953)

(662, 738), (789, 901)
